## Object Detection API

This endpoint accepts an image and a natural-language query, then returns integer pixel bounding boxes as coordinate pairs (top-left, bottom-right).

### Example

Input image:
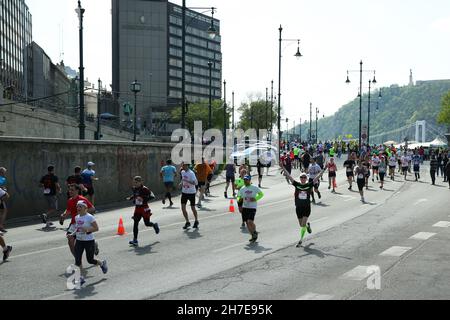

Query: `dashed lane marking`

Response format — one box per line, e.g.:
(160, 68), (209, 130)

(379, 246), (412, 257)
(409, 232), (436, 240)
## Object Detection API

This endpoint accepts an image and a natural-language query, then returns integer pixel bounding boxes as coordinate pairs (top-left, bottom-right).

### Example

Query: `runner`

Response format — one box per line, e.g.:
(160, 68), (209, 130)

(362, 155), (371, 190)
(81, 162), (98, 205)
(256, 159), (264, 188)
(445, 158), (450, 188)
(325, 157), (338, 193)
(412, 151), (421, 181)
(0, 167), (8, 232)
(39, 165), (61, 228)
(66, 166), (87, 199)
(430, 155), (439, 185)
(68, 200), (108, 286)
(281, 164), (324, 247)
(127, 176), (159, 246)
(315, 151), (326, 181)
(160, 159), (177, 207)
(355, 160), (369, 203)
(205, 159), (217, 196)
(378, 156), (387, 189)
(371, 153), (381, 182)
(388, 152), (397, 181)
(193, 158), (212, 208)
(281, 152), (292, 184)
(237, 175), (264, 243)
(400, 152), (409, 180)
(293, 146), (300, 170)
(307, 158), (322, 203)
(343, 153), (356, 190)
(180, 162), (199, 230)
(302, 150), (311, 173)
(224, 162), (236, 199)
(0, 187), (11, 261)
(235, 169), (247, 229)
(60, 184), (96, 256)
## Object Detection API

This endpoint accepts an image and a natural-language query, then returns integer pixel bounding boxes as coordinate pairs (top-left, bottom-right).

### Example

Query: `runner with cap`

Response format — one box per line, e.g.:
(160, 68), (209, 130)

(160, 159), (177, 207)
(68, 200), (108, 286)
(281, 163), (324, 247)
(237, 175), (264, 243)
(81, 162), (98, 205)
(235, 169), (247, 229)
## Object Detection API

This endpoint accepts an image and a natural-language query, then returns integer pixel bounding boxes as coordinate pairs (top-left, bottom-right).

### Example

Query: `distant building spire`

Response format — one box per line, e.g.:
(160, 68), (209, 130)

(409, 69), (414, 86)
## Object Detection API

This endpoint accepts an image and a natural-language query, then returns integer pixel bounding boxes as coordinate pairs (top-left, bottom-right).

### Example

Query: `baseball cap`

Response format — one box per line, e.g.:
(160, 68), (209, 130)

(243, 175), (252, 180)
(76, 200), (88, 208)
(87, 161), (95, 166)
(300, 173), (308, 178)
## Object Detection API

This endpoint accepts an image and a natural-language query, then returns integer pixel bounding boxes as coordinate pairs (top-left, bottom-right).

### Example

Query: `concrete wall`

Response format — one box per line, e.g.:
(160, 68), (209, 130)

(0, 137), (177, 220)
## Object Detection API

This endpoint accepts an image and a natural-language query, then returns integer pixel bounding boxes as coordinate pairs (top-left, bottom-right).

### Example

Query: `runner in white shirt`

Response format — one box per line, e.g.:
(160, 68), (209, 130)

(307, 158), (323, 203)
(388, 154), (397, 181)
(371, 154), (381, 182)
(237, 175), (264, 243)
(179, 163), (199, 230)
(401, 153), (409, 180)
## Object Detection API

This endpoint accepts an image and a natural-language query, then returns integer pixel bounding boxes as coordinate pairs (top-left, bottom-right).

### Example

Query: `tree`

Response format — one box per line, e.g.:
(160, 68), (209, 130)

(437, 90), (450, 125)
(237, 99), (277, 132)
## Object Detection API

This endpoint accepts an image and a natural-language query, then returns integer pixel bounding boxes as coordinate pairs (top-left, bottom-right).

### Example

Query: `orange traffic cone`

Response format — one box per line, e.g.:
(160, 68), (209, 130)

(117, 217), (127, 235)
(229, 199), (235, 213)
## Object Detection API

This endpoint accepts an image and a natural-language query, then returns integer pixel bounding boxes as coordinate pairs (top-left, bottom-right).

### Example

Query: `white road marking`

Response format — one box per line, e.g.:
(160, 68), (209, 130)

(409, 232), (436, 240)
(379, 246), (411, 257)
(433, 221), (450, 228)
(297, 292), (334, 300)
(413, 199), (428, 205)
(340, 265), (371, 281)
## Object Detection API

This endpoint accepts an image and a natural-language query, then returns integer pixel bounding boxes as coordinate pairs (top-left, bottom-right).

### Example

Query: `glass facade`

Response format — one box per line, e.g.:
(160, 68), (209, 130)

(0, 0), (32, 98)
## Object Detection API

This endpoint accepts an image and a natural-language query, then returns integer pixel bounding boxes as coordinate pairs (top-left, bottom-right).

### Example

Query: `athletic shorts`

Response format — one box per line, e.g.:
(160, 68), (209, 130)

(181, 193), (196, 206)
(198, 181), (206, 187)
(379, 172), (385, 182)
(346, 171), (354, 178)
(413, 165), (420, 173)
(296, 205), (311, 219)
(357, 178), (365, 191)
(242, 208), (256, 221)
(238, 198), (243, 208)
(226, 176), (235, 183)
(67, 223), (77, 238)
(389, 166), (396, 170)
(207, 174), (213, 183)
(0, 200), (6, 210)
(45, 195), (58, 210)
(164, 182), (174, 188)
(372, 166), (379, 171)
(402, 166), (408, 173)
(328, 172), (336, 178)
(309, 178), (320, 189)
(134, 206), (152, 220)
(82, 185), (94, 196)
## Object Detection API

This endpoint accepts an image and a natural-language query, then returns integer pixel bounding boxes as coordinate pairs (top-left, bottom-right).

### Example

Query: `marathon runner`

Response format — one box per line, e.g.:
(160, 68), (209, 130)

(0, 167), (7, 233)
(237, 175), (264, 243)
(194, 158), (212, 208)
(378, 156), (387, 190)
(307, 158), (322, 203)
(205, 159), (217, 196)
(180, 163), (199, 230)
(256, 159), (264, 188)
(325, 157), (338, 193)
(315, 151), (326, 181)
(412, 151), (421, 181)
(355, 160), (369, 203)
(430, 155), (439, 185)
(224, 162), (236, 199)
(362, 155), (371, 190)
(371, 153), (381, 182)
(127, 176), (159, 246)
(388, 153), (397, 181)
(343, 153), (356, 190)
(400, 153), (409, 180)
(81, 162), (98, 205)
(160, 159), (177, 207)
(235, 169), (247, 229)
(39, 165), (61, 228)
(0, 188), (12, 261)
(281, 164), (324, 247)
(66, 166), (87, 199)
(69, 200), (108, 286)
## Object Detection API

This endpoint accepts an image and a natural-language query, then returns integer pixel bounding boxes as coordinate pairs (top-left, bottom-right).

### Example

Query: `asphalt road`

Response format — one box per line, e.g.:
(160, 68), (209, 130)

(1, 160), (449, 300)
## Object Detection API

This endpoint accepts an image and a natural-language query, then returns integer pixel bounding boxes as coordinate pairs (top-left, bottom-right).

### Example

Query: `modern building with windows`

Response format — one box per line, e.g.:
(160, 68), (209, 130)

(112, 0), (222, 134)
(0, 0), (33, 99)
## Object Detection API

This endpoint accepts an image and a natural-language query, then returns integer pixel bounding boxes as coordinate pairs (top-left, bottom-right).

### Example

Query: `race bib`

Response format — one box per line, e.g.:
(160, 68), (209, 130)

(44, 188), (51, 194)
(346, 168), (352, 172)
(298, 191), (308, 200)
(358, 174), (364, 179)
(135, 198), (143, 206)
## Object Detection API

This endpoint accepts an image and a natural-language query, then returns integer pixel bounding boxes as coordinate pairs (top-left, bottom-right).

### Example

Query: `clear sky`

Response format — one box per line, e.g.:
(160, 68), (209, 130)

(27, 0), (450, 129)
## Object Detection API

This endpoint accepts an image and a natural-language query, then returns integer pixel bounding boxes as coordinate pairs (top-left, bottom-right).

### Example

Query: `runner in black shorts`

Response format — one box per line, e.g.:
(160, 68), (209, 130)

(180, 163), (199, 230)
(343, 154), (356, 190)
(355, 161), (368, 203)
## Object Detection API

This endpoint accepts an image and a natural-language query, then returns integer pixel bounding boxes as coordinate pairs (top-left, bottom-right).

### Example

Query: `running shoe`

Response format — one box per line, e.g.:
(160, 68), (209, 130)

(296, 240), (302, 248)
(153, 223), (160, 234)
(162, 199), (166, 205)
(193, 221), (199, 229)
(372, 178), (374, 182)
(328, 185), (331, 190)
(2, 246), (12, 261)
(311, 198), (316, 204)
(41, 213), (48, 224)
(129, 239), (138, 246)
(249, 232), (258, 243)
(183, 222), (191, 230)
(46, 222), (54, 228)
(196, 203), (202, 209)
(224, 192), (227, 199)
(79, 276), (86, 287)
(361, 197), (365, 203)
(59, 215), (65, 226)
(348, 186), (352, 190)
(307, 223), (312, 234)
(318, 192), (321, 199)
(94, 241), (99, 256)
(100, 260), (108, 274)
(169, 201), (174, 207)
(0, 228), (7, 233)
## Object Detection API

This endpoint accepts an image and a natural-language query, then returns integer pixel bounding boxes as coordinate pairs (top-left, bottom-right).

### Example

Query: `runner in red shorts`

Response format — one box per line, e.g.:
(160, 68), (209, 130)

(127, 176), (159, 246)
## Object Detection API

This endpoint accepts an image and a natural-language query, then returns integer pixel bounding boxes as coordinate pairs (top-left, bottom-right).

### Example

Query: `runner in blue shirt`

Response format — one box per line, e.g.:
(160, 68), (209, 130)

(160, 159), (177, 207)
(81, 162), (98, 205)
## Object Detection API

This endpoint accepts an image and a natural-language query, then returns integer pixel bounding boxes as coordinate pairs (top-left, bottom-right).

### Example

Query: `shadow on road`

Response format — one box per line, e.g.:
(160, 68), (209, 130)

(162, 206), (180, 210)
(36, 226), (59, 232)
(131, 241), (160, 256)
(197, 207), (217, 212)
(301, 243), (352, 260)
(314, 202), (330, 207)
(73, 278), (108, 300)
(184, 229), (202, 240)
(244, 242), (272, 254)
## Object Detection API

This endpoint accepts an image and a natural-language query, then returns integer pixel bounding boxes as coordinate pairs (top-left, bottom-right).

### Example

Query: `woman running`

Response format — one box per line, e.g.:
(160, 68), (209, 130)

(326, 157), (338, 193)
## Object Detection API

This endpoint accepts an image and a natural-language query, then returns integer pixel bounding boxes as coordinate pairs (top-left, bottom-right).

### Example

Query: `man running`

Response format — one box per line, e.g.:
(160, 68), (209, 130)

(224, 162), (236, 199)
(235, 169), (247, 229)
(81, 162), (98, 205)
(205, 159), (217, 196)
(69, 200), (108, 286)
(127, 176), (159, 246)
(307, 158), (323, 203)
(160, 159), (177, 207)
(355, 160), (369, 203)
(66, 166), (87, 199)
(60, 184), (96, 257)
(281, 164), (323, 247)
(325, 157), (338, 193)
(180, 163), (199, 230)
(237, 175), (264, 243)
(194, 158), (212, 208)
(378, 156), (387, 190)
(39, 165), (61, 228)
(0, 167), (8, 233)
(400, 153), (409, 180)
(343, 153), (356, 190)
(315, 151), (326, 181)
(302, 150), (311, 173)
(412, 151), (421, 181)
(430, 155), (439, 185)
(388, 153), (397, 181)
(256, 159), (264, 188)
(371, 153), (381, 182)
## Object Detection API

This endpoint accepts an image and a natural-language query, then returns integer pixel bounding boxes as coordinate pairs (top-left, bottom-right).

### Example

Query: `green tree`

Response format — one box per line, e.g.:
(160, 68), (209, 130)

(437, 90), (450, 125)
(237, 99), (277, 131)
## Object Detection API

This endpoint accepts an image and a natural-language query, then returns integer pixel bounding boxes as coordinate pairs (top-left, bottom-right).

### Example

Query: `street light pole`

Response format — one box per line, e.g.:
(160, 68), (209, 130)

(315, 107), (319, 144)
(76, 0), (85, 140)
(359, 60), (363, 153)
(299, 118), (302, 142)
(223, 80), (227, 149)
(96, 78), (102, 140)
(232, 91), (235, 130)
(208, 61), (213, 130)
(368, 79), (372, 146)
(265, 87), (268, 131)
(270, 80), (274, 133)
(181, 0), (186, 130)
(131, 79), (141, 142)
(277, 25), (282, 160)
(309, 102), (312, 143)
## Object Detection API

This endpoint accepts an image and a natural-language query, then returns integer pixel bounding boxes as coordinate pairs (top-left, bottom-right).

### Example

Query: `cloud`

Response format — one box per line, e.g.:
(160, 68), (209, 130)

(430, 16), (450, 33)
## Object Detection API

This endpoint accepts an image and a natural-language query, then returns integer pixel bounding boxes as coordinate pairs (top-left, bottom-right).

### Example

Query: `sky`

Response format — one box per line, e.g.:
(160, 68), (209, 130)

(26, 0), (450, 130)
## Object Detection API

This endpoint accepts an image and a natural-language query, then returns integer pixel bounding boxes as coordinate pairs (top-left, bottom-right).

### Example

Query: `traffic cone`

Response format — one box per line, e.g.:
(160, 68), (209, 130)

(117, 217), (127, 235)
(229, 199), (235, 213)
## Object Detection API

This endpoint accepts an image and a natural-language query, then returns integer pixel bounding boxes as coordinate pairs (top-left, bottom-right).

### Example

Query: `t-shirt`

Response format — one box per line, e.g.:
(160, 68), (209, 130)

(81, 169), (96, 186)
(344, 160), (356, 173)
(66, 195), (93, 224)
(225, 164), (235, 177)
(161, 165), (177, 183)
(238, 185), (263, 209)
(412, 155), (421, 166)
(327, 162), (337, 173)
(74, 213), (96, 241)
(401, 156), (409, 167)
(308, 164), (322, 179)
(315, 154), (324, 166)
(371, 156), (381, 167)
(194, 163), (212, 182)
(0, 176), (6, 188)
(131, 186), (152, 208)
(292, 180), (313, 207)
(0, 188), (6, 200)
(355, 167), (368, 180)
(293, 148), (300, 156)
(66, 175), (83, 186)
(378, 162), (387, 173)
(389, 156), (397, 167)
(40, 174), (59, 196)
(181, 170), (198, 194)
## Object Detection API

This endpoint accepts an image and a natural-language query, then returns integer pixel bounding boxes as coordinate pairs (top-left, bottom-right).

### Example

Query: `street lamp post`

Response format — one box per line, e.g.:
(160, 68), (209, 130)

(131, 79), (141, 142)
(76, 0), (85, 140)
(232, 91), (235, 130)
(208, 61), (213, 130)
(299, 118), (302, 143)
(265, 87), (269, 131)
(315, 106), (319, 144)
(309, 102), (312, 143)
(277, 25), (302, 161)
(270, 80), (274, 134)
(223, 80), (227, 148)
(96, 78), (102, 140)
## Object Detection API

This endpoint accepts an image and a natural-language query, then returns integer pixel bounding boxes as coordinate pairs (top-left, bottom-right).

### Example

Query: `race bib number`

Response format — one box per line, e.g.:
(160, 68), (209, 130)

(135, 198), (143, 206)
(358, 174), (364, 179)
(346, 167), (352, 172)
(298, 191), (308, 200)
(44, 188), (51, 194)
